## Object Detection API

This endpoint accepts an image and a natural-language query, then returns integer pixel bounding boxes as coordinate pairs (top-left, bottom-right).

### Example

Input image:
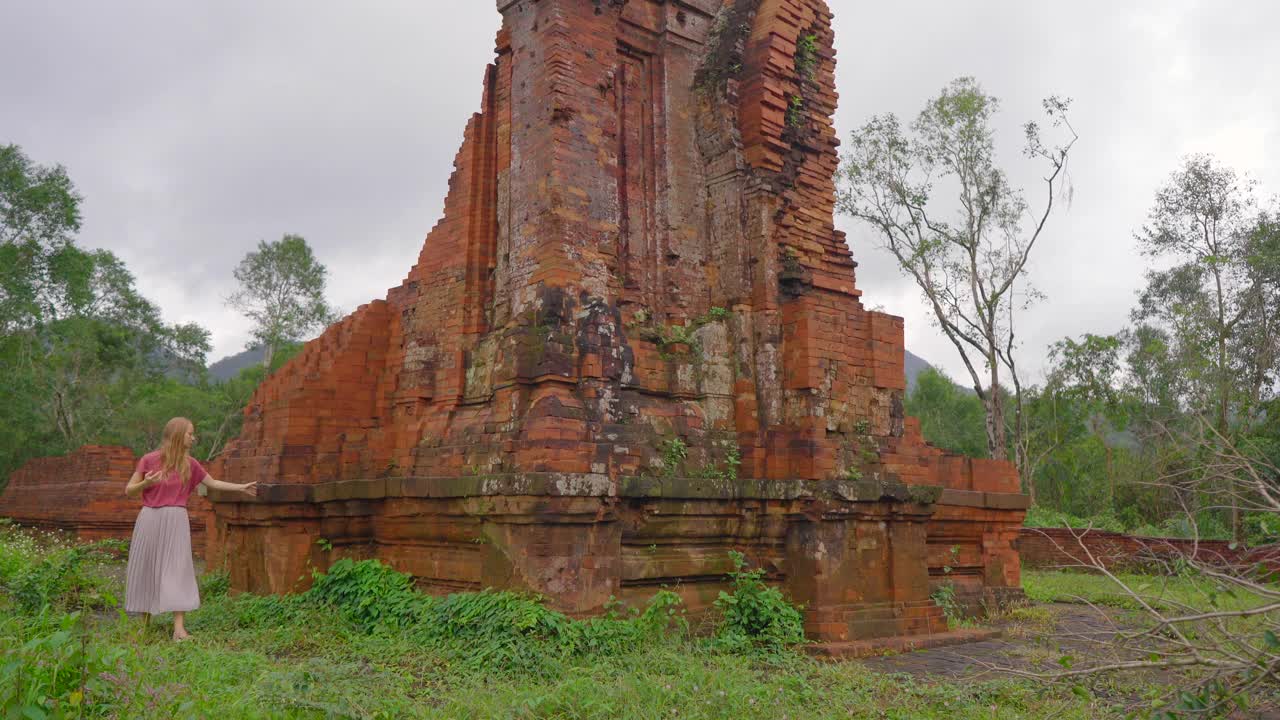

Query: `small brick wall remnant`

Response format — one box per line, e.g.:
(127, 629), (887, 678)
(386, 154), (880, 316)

(0, 445), (211, 555)
(206, 0), (1030, 650)
(1018, 527), (1280, 574)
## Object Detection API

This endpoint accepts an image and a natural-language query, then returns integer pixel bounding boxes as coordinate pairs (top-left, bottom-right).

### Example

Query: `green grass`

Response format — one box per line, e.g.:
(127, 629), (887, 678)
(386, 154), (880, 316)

(1022, 569), (1279, 717)
(6, 613), (1127, 719)
(1, 603), (1129, 720)
(0, 527), (1155, 719)
(1023, 569), (1272, 614)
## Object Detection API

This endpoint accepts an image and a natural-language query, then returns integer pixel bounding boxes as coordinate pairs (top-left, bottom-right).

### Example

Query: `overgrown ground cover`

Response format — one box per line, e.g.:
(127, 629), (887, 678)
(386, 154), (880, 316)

(0, 524), (1186, 719)
(1025, 569), (1274, 614)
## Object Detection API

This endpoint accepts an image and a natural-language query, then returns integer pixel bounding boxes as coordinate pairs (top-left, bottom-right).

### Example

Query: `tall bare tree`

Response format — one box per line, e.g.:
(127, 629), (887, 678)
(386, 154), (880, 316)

(837, 77), (1077, 466)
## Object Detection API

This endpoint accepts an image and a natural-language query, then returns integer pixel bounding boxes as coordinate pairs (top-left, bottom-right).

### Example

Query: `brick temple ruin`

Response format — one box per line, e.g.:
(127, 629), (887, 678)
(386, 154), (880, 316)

(197, 0), (1029, 649)
(0, 446), (212, 553)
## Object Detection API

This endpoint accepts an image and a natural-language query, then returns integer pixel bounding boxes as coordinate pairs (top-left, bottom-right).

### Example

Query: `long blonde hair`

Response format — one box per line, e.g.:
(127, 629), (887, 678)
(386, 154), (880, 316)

(157, 417), (194, 485)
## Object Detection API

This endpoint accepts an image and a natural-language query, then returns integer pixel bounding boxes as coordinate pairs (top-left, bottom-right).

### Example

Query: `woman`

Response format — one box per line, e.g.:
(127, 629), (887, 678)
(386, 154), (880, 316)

(124, 417), (257, 641)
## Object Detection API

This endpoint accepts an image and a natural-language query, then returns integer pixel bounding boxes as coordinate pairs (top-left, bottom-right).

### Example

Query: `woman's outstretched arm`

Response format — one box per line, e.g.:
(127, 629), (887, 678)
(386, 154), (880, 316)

(202, 475), (258, 497)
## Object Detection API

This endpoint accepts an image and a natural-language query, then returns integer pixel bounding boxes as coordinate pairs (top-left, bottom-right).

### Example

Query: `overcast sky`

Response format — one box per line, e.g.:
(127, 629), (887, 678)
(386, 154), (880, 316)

(2, 1), (1277, 385)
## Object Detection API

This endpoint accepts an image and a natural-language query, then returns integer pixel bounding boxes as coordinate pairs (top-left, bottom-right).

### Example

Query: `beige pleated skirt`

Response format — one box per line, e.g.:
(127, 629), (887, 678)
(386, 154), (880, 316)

(125, 506), (200, 614)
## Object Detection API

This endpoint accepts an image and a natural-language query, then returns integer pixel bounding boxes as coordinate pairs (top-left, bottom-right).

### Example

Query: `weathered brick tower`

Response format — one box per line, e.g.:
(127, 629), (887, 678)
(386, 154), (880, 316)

(208, 0), (1028, 649)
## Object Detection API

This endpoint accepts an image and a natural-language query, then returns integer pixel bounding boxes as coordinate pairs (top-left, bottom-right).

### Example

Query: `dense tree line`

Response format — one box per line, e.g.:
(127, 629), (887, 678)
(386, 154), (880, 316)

(0, 144), (328, 490)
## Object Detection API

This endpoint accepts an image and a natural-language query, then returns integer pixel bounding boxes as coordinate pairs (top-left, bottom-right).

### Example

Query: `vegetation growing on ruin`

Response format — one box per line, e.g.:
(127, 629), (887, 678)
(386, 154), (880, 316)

(929, 546), (965, 625)
(634, 306), (732, 361)
(785, 95), (806, 129)
(698, 445), (742, 482)
(657, 437), (689, 479)
(843, 419), (880, 482)
(794, 33), (820, 80)
(652, 432), (743, 483)
(693, 0), (758, 93)
(712, 551), (805, 653)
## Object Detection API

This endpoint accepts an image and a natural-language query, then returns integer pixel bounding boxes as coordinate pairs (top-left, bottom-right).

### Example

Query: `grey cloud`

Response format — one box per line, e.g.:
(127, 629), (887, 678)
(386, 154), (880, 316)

(832, 0), (1280, 384)
(2, 1), (500, 357)
(2, 1), (1277, 383)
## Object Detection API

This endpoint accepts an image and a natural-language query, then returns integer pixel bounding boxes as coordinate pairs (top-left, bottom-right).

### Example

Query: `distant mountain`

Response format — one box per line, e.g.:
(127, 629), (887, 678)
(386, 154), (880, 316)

(208, 346), (265, 381)
(904, 350), (932, 394)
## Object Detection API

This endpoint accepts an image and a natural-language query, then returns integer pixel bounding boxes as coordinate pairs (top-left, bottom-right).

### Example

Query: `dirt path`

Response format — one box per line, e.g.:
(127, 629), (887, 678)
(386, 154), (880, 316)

(859, 603), (1119, 679)
(858, 603), (1280, 719)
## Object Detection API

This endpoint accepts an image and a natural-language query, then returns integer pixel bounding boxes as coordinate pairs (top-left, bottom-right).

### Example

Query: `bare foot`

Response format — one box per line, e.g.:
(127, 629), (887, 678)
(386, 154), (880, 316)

(173, 630), (193, 642)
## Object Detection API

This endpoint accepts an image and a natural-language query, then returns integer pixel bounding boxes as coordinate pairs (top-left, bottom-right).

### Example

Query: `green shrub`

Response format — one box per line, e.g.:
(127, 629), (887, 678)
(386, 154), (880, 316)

(0, 527), (127, 614)
(193, 591), (303, 633)
(712, 551), (805, 653)
(0, 531), (33, 583)
(6, 547), (114, 613)
(1132, 513), (1233, 541)
(304, 557), (423, 629)
(658, 438), (689, 478)
(1244, 512), (1280, 546)
(0, 612), (131, 718)
(300, 558), (688, 675)
(575, 590), (686, 654)
(930, 582), (963, 624)
(198, 569), (230, 599)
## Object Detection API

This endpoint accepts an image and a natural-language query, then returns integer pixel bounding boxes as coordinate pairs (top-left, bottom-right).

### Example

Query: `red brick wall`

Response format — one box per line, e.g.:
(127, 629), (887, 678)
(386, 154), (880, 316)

(1, 445), (210, 555)
(1018, 527), (1279, 572)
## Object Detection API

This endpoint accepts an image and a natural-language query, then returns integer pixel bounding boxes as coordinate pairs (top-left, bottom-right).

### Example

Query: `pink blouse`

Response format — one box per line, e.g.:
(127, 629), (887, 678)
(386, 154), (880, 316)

(135, 451), (207, 508)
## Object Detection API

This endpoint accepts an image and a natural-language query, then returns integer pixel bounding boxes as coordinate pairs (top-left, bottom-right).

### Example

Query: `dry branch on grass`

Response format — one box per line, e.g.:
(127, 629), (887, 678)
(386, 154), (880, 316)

(997, 426), (1280, 716)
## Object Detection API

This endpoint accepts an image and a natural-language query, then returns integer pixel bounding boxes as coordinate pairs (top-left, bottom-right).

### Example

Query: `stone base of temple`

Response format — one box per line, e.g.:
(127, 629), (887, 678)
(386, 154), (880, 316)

(927, 583), (1030, 620)
(209, 475), (1026, 644)
(926, 495), (1029, 617)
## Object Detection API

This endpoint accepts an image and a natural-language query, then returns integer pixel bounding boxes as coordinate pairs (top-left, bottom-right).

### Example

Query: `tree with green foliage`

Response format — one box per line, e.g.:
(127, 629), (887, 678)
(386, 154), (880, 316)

(0, 144), (83, 334)
(0, 144), (215, 487)
(1132, 155), (1280, 539)
(837, 77), (1077, 472)
(0, 246), (211, 470)
(904, 368), (988, 459)
(1043, 334), (1132, 500)
(226, 234), (334, 369)
(1021, 386), (1120, 519)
